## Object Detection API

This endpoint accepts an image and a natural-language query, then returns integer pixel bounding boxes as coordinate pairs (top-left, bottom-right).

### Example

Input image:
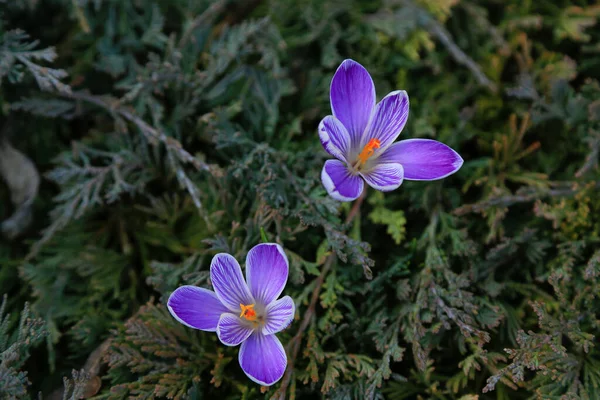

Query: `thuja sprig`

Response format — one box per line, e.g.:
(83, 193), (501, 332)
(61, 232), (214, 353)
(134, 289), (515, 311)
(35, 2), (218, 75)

(0, 295), (48, 398)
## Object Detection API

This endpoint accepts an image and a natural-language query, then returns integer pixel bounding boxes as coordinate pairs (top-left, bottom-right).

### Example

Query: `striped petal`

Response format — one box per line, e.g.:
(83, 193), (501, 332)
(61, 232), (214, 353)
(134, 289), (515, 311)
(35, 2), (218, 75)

(319, 116), (351, 162)
(378, 139), (463, 180)
(361, 90), (409, 153)
(167, 286), (228, 331)
(330, 59), (376, 148)
(321, 159), (364, 202)
(246, 243), (289, 306)
(210, 253), (254, 312)
(263, 296), (295, 335)
(239, 332), (287, 386)
(216, 313), (254, 346)
(360, 162), (404, 192)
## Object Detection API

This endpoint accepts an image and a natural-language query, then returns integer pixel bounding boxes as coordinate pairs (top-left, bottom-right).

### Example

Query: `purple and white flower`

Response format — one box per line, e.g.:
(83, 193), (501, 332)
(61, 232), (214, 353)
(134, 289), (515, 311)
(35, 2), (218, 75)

(168, 243), (295, 386)
(320, 59), (464, 201)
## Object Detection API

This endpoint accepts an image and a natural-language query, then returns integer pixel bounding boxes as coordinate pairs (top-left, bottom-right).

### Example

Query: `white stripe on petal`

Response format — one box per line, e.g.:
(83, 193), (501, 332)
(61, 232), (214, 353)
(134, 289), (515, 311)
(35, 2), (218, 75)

(210, 253), (254, 312)
(360, 162), (404, 192)
(245, 243), (289, 306)
(239, 332), (287, 386)
(319, 116), (352, 162)
(262, 296), (295, 335)
(330, 59), (376, 149)
(361, 90), (409, 153)
(216, 313), (254, 346)
(321, 159), (364, 202)
(167, 286), (228, 331)
(377, 139), (463, 181)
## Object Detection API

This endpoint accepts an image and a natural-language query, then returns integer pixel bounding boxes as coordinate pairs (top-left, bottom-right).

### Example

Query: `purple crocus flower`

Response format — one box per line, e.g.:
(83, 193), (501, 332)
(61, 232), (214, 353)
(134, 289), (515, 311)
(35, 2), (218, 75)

(167, 243), (294, 386)
(319, 59), (464, 201)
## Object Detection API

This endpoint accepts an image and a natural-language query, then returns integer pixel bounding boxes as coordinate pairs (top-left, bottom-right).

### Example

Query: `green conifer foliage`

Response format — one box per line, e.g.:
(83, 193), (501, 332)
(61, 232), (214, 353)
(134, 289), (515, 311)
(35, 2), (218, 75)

(1, 0), (600, 398)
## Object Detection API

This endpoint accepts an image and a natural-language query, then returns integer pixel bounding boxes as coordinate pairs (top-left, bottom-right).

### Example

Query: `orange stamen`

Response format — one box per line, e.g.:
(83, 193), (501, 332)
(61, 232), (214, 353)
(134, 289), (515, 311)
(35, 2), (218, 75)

(357, 138), (381, 165)
(239, 304), (257, 321)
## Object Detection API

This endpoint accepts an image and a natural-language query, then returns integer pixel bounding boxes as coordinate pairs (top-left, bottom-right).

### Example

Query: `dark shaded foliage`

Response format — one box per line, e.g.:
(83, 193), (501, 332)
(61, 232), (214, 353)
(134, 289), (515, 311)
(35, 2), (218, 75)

(1, 0), (600, 398)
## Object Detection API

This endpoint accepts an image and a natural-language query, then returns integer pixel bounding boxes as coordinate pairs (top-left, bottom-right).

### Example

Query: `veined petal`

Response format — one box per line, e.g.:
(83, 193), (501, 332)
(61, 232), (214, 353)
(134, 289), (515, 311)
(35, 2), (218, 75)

(362, 90), (409, 152)
(263, 296), (295, 335)
(360, 162), (404, 192)
(319, 116), (351, 162)
(330, 59), (376, 148)
(216, 313), (254, 347)
(210, 253), (254, 312)
(239, 332), (287, 386)
(321, 159), (364, 202)
(167, 286), (229, 331)
(246, 243), (289, 306)
(378, 139), (463, 181)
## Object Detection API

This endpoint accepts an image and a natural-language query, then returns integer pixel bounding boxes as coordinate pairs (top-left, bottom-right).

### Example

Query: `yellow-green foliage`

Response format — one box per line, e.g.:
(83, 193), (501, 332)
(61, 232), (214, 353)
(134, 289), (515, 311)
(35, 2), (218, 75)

(368, 192), (407, 245)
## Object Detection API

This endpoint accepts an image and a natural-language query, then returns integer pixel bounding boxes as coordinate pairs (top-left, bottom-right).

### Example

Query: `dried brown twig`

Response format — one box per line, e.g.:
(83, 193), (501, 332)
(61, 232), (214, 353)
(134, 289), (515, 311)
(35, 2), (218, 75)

(178, 0), (230, 48)
(401, 0), (498, 93)
(61, 90), (212, 216)
(65, 91), (210, 172)
(423, 17), (497, 92)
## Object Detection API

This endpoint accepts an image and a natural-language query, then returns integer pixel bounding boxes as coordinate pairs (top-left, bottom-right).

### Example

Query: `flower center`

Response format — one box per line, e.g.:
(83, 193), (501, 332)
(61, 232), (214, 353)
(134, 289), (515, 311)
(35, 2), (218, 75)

(357, 138), (381, 165)
(239, 303), (257, 321)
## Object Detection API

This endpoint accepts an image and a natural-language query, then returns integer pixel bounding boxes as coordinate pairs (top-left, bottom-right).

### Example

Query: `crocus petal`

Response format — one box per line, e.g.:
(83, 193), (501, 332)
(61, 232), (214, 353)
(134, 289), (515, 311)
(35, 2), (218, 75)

(330, 59), (376, 148)
(263, 296), (295, 335)
(360, 163), (404, 192)
(210, 253), (254, 312)
(216, 313), (254, 346)
(167, 286), (229, 331)
(378, 139), (463, 180)
(321, 159), (364, 202)
(362, 90), (409, 152)
(319, 116), (351, 162)
(239, 332), (287, 386)
(246, 243), (289, 306)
